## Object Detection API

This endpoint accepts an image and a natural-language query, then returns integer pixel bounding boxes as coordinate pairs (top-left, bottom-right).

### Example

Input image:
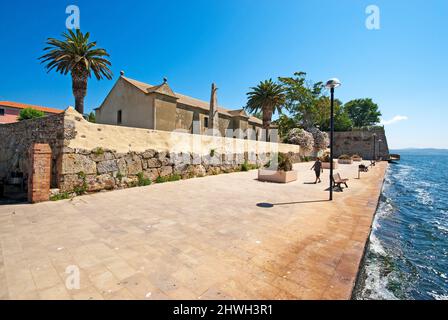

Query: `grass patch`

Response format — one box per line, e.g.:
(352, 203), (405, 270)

(156, 174), (181, 184)
(93, 147), (104, 156)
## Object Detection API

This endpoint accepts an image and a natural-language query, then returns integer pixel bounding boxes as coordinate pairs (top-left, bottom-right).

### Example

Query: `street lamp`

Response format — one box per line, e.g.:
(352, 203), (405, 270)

(325, 78), (341, 201)
(378, 139), (383, 161)
(372, 133), (377, 164)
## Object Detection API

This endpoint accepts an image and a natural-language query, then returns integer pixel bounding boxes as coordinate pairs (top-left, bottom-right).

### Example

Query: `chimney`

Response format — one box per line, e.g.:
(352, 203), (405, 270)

(209, 83), (219, 134)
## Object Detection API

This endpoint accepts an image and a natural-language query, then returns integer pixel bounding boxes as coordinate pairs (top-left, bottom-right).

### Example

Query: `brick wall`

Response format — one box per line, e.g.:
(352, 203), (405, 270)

(28, 144), (52, 203)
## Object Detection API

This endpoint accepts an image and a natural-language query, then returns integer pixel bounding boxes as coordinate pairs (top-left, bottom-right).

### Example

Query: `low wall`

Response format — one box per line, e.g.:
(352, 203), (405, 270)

(333, 128), (390, 160)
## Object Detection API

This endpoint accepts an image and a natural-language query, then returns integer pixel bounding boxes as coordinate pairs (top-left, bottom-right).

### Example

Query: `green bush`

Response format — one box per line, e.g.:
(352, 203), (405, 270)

(18, 108), (45, 121)
(137, 172), (152, 186)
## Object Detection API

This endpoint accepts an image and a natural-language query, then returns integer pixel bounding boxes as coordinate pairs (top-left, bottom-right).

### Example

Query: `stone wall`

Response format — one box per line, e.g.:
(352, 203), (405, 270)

(332, 127), (390, 160)
(57, 107), (302, 194)
(0, 107), (303, 198)
(58, 147), (293, 193)
(0, 112), (66, 187)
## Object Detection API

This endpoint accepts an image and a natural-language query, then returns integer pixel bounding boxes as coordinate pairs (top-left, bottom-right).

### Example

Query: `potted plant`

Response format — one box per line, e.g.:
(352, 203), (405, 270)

(321, 152), (338, 169)
(258, 153), (298, 183)
(338, 154), (353, 164)
(352, 154), (363, 162)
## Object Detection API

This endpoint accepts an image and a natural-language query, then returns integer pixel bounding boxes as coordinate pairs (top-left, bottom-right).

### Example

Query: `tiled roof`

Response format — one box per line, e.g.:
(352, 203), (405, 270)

(0, 101), (63, 114)
(121, 76), (263, 125)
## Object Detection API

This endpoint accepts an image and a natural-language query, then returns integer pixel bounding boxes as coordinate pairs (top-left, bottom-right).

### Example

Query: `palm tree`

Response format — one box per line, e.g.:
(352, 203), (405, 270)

(40, 29), (112, 115)
(245, 79), (286, 130)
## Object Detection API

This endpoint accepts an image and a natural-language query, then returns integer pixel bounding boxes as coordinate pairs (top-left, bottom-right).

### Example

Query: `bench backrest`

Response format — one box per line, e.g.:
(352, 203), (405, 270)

(333, 173), (341, 181)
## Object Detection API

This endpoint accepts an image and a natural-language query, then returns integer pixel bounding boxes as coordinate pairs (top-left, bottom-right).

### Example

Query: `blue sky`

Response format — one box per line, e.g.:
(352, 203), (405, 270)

(0, 0), (446, 149)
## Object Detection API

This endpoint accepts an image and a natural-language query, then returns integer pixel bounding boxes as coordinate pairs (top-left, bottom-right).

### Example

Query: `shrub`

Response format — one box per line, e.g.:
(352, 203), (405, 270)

(321, 152), (331, 162)
(18, 108), (45, 121)
(210, 149), (216, 157)
(265, 153), (293, 172)
(309, 128), (329, 151)
(73, 171), (88, 195)
(286, 128), (314, 152)
(137, 172), (152, 186)
(241, 161), (258, 172)
(352, 154), (362, 159)
(338, 154), (351, 160)
(301, 156), (312, 162)
(50, 192), (71, 201)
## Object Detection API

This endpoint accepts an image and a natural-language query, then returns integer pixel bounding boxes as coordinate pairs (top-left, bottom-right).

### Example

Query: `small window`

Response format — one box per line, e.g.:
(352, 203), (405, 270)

(117, 110), (122, 125)
(204, 117), (209, 128)
(0, 108), (4, 116)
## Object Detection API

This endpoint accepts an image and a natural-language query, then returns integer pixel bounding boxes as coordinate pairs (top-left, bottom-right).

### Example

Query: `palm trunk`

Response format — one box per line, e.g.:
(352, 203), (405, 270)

(71, 68), (88, 115)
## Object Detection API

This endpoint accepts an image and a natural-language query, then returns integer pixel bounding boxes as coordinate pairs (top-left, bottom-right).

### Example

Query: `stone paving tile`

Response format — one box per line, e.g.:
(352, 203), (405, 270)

(0, 162), (387, 300)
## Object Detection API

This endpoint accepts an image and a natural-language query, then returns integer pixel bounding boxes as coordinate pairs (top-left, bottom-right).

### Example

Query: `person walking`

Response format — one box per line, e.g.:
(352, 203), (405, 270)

(311, 158), (323, 184)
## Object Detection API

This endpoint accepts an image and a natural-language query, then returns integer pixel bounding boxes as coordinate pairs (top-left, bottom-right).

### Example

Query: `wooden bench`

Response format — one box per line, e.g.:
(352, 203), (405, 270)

(333, 173), (349, 191)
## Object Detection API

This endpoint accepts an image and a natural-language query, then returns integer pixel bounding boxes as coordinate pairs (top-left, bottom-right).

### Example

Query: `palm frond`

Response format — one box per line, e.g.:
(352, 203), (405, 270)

(39, 29), (113, 80)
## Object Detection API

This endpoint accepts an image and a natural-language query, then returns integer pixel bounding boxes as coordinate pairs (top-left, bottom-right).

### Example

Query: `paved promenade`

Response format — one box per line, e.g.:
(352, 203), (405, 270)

(0, 161), (387, 300)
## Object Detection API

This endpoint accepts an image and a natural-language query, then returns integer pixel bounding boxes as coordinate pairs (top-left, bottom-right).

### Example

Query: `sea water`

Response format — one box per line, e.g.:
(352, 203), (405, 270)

(354, 149), (448, 300)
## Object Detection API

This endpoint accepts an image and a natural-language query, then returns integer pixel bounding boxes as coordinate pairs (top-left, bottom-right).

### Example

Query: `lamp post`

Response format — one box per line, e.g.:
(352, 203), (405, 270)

(378, 139), (382, 161)
(325, 78), (341, 201)
(372, 133), (377, 164)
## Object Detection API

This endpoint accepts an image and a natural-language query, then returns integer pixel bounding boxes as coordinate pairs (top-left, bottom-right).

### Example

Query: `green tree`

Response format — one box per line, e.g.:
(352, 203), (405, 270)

(245, 79), (286, 130)
(314, 97), (353, 131)
(40, 29), (113, 115)
(344, 98), (381, 127)
(279, 72), (325, 130)
(18, 108), (45, 121)
(273, 114), (299, 141)
(87, 111), (96, 123)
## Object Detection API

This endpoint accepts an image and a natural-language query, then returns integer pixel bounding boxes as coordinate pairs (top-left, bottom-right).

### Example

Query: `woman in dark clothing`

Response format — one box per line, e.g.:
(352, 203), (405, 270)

(311, 159), (323, 184)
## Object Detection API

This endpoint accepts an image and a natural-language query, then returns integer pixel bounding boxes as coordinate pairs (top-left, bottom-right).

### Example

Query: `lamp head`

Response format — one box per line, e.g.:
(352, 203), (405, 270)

(325, 78), (341, 89)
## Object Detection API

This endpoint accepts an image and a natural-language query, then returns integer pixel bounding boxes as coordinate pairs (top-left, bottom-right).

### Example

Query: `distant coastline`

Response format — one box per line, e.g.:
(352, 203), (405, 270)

(391, 148), (448, 155)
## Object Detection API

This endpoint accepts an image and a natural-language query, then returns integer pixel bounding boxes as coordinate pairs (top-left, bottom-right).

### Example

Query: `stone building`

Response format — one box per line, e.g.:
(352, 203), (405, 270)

(0, 101), (63, 124)
(95, 74), (266, 138)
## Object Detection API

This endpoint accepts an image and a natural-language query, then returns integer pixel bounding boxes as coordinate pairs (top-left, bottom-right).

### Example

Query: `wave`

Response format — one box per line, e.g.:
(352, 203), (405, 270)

(415, 188), (434, 206)
(429, 292), (448, 300)
(358, 259), (399, 300)
(357, 154), (448, 300)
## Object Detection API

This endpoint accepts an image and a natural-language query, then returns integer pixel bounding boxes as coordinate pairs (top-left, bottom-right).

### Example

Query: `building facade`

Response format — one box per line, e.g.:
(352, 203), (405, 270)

(95, 75), (268, 139)
(0, 101), (63, 124)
